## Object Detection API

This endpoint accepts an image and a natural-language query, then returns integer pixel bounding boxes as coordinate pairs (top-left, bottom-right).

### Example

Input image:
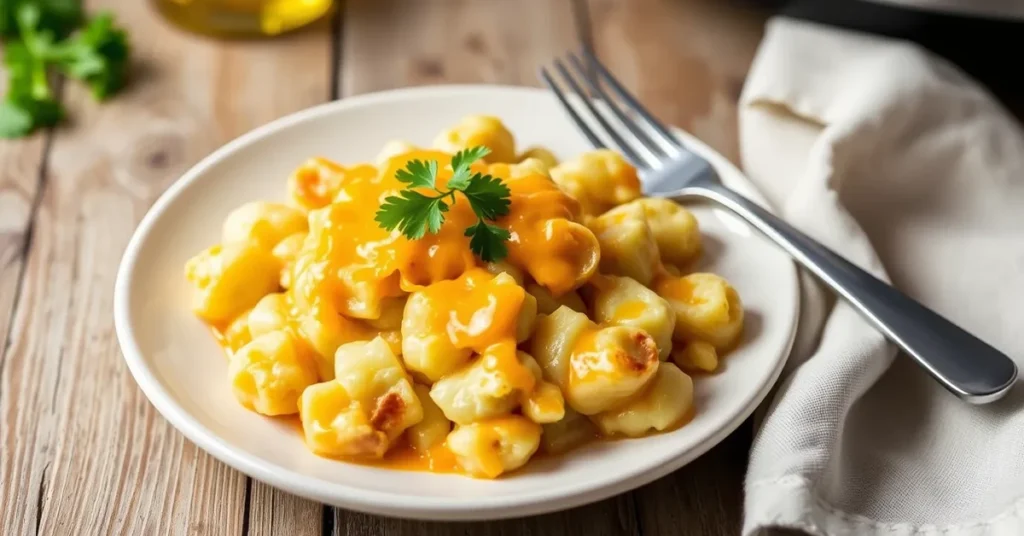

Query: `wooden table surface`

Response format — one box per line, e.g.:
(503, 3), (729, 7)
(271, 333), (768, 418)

(0, 1), (771, 534)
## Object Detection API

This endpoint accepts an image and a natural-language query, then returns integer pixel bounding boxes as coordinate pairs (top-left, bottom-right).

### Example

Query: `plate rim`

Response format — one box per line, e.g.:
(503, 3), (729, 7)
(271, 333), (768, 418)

(113, 84), (799, 520)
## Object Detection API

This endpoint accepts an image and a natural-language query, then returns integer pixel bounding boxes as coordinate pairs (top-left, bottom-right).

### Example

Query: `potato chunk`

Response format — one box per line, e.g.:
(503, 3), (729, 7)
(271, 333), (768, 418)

(587, 204), (662, 287)
(592, 363), (693, 437)
(365, 296), (407, 331)
(229, 331), (319, 416)
(541, 407), (597, 455)
(566, 325), (660, 415)
(400, 291), (473, 382)
(531, 307), (659, 415)
(333, 337), (424, 441)
(429, 343), (535, 425)
(446, 417), (542, 479)
(605, 198), (701, 267)
(247, 292), (290, 339)
(520, 353), (565, 424)
(529, 306), (595, 391)
(218, 309), (253, 354)
(550, 149), (641, 216)
(656, 273), (744, 351)
(299, 381), (388, 459)
(672, 341), (719, 373)
(516, 146), (559, 169)
(433, 115), (516, 163)
(527, 282), (587, 316)
(272, 231), (307, 289)
(516, 293), (539, 343)
(287, 157), (350, 211)
(222, 201), (308, 250)
(184, 242), (280, 324)
(407, 384), (452, 452)
(588, 276), (675, 361)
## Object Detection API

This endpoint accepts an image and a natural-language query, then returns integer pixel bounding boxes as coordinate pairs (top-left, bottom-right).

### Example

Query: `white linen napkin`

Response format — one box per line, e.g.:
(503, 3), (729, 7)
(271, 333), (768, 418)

(738, 17), (1024, 536)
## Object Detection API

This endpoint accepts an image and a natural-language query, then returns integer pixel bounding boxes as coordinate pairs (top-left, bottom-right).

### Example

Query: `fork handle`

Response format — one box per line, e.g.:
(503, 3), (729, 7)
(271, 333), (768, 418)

(682, 183), (1018, 404)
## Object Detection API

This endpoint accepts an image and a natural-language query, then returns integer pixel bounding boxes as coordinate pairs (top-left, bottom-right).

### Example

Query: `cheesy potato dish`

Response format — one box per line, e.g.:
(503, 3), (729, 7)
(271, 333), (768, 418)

(184, 115), (744, 479)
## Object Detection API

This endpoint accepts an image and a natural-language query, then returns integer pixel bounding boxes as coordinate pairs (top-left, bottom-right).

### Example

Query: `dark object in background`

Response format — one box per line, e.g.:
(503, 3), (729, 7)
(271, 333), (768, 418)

(777, 0), (1024, 112)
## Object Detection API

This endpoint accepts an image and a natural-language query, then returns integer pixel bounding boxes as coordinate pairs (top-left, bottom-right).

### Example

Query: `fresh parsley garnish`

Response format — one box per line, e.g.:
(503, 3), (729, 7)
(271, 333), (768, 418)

(375, 146), (513, 262)
(0, 2), (129, 138)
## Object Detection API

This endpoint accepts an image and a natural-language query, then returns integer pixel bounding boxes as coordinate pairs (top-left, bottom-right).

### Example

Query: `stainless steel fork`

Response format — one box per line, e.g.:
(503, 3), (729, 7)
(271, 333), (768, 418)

(540, 51), (1018, 404)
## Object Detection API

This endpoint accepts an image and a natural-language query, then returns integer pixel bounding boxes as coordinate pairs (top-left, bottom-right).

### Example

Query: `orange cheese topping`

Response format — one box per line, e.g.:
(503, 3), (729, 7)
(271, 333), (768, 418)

(350, 442), (461, 474)
(482, 341), (537, 394)
(567, 327), (603, 382)
(291, 151), (598, 321)
(496, 169), (600, 296)
(416, 268), (524, 351)
(614, 299), (648, 321)
(209, 149), (632, 475)
(654, 275), (697, 304)
(289, 158), (377, 211)
(414, 270), (535, 392)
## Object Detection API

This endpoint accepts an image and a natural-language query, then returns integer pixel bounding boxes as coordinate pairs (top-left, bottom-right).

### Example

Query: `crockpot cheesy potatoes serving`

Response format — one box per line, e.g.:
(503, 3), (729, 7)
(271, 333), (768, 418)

(183, 115), (744, 479)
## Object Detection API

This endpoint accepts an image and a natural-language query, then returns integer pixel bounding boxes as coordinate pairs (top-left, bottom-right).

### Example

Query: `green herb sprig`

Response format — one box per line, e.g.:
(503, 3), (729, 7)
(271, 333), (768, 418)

(374, 146), (513, 262)
(0, 1), (129, 138)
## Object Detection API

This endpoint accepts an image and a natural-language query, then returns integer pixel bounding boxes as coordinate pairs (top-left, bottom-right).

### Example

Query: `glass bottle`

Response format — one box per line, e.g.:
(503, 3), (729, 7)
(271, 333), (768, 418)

(153, 0), (334, 38)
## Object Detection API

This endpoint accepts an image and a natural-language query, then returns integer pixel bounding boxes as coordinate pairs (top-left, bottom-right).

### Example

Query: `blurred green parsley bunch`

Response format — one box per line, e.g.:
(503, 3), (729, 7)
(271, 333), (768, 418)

(0, 0), (129, 138)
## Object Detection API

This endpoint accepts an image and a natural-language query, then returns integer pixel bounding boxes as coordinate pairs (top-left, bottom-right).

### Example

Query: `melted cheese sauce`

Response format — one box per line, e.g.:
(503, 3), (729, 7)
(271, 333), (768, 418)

(279, 415), (462, 473)
(353, 442), (462, 474)
(417, 268), (524, 351)
(654, 274), (698, 304)
(500, 173), (599, 296)
(201, 146), (713, 478)
(290, 151), (597, 323)
(614, 299), (648, 321)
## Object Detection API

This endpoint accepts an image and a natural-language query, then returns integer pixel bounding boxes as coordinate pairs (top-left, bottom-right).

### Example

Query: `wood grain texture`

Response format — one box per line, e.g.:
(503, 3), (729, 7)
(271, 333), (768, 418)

(586, 0), (768, 164)
(340, 0), (578, 94)
(327, 502), (640, 536)
(0, 133), (48, 385)
(248, 478), (322, 536)
(0, 127), (53, 536)
(0, 0), (333, 534)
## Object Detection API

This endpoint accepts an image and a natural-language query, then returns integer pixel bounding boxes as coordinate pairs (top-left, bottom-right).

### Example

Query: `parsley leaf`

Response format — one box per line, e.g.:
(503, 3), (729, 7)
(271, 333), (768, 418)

(451, 146), (491, 172)
(52, 12), (130, 100)
(0, 100), (35, 137)
(447, 146), (490, 190)
(465, 221), (511, 263)
(1, 0), (81, 40)
(0, 37), (62, 138)
(374, 145), (513, 262)
(460, 173), (511, 220)
(394, 159), (438, 189)
(0, 2), (129, 138)
(375, 190), (448, 240)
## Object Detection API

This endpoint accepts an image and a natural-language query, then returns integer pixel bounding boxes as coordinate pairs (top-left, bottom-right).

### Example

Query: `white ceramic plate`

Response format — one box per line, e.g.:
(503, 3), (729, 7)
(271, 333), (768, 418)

(114, 85), (798, 520)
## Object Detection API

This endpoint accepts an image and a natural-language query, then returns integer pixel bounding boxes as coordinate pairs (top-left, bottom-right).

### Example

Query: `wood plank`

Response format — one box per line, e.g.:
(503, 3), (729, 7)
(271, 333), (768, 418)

(248, 479), (322, 536)
(0, 134), (48, 363)
(0, 106), (55, 536)
(332, 0), (640, 531)
(586, 0), (768, 164)
(340, 0), (578, 94)
(0, 1), (333, 534)
(585, 1), (769, 533)
(328, 500), (640, 536)
(633, 422), (752, 536)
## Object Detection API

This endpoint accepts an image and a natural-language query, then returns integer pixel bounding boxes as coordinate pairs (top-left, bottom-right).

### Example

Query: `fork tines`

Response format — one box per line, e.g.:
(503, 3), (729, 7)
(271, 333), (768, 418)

(539, 50), (684, 170)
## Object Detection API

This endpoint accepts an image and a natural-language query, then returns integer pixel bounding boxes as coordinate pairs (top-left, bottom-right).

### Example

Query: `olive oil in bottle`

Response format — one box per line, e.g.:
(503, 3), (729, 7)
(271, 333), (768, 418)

(153, 0), (334, 38)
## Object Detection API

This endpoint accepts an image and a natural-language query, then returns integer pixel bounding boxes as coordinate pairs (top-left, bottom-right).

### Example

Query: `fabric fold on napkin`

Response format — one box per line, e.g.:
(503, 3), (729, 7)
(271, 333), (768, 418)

(738, 17), (1024, 536)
